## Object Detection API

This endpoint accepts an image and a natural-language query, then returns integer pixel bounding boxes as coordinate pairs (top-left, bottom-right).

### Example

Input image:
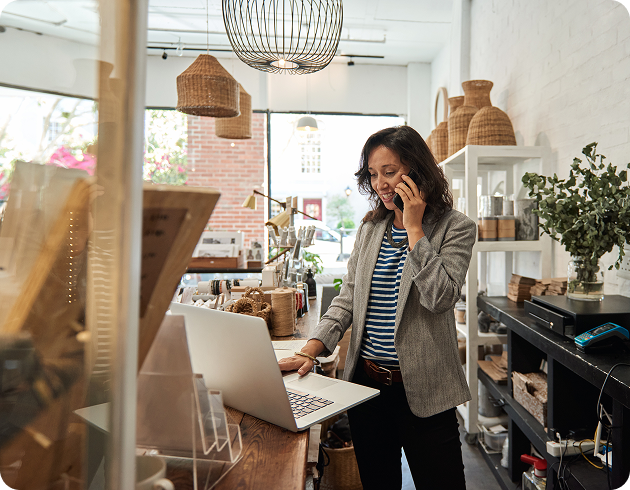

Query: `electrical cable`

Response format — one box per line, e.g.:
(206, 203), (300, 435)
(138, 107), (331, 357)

(579, 438), (604, 469)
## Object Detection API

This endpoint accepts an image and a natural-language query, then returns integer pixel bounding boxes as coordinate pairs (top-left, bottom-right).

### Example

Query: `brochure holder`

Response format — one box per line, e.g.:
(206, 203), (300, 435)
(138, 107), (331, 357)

(137, 314), (242, 489)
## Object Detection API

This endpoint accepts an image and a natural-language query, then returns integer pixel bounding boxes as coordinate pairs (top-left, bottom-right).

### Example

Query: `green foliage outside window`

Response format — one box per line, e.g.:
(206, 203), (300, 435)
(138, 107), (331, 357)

(143, 110), (188, 185)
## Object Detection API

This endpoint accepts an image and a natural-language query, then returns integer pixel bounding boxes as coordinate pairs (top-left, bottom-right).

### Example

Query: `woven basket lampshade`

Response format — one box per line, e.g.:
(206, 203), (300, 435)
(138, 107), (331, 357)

(176, 54), (240, 117)
(215, 85), (252, 139)
(465, 81), (517, 146)
(425, 132), (433, 155)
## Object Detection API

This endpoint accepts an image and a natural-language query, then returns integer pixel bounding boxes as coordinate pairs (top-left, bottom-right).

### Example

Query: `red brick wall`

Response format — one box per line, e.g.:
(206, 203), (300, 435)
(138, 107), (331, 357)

(186, 112), (266, 249)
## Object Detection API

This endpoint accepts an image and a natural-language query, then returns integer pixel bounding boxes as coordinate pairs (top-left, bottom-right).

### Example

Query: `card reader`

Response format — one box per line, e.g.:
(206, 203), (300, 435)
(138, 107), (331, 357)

(574, 322), (629, 352)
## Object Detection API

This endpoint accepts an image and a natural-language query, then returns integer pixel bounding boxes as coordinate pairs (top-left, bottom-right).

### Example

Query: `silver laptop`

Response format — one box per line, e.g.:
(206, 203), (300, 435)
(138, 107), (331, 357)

(169, 302), (379, 432)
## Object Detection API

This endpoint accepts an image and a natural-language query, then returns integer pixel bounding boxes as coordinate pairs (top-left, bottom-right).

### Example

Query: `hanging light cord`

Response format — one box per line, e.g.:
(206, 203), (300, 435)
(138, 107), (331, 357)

(206, 0), (209, 55)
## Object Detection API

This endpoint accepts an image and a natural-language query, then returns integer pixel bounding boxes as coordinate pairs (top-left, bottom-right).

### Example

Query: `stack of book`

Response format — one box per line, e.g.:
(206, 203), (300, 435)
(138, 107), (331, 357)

(507, 274), (536, 302)
(530, 278), (551, 296)
(546, 278), (568, 295)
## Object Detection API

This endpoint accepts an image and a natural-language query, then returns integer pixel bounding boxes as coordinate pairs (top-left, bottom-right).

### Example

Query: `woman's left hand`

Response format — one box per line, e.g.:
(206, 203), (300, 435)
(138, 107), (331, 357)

(395, 175), (426, 246)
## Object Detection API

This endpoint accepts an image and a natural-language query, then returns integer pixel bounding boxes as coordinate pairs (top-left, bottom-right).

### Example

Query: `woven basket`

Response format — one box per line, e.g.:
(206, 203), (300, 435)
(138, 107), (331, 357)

(319, 445), (363, 490)
(225, 287), (272, 327)
(215, 84), (252, 139)
(448, 96), (465, 114)
(466, 106), (517, 146)
(447, 105), (477, 157)
(432, 121), (448, 163)
(461, 80), (493, 109)
(176, 54), (240, 118)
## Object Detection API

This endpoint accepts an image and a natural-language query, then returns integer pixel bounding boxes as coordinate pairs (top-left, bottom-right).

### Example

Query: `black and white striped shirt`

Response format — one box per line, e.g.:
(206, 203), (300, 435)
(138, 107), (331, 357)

(360, 224), (408, 367)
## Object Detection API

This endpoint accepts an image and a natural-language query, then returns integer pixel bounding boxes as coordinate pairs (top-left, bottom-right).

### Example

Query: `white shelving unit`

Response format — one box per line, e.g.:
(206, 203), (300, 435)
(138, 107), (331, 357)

(441, 145), (552, 440)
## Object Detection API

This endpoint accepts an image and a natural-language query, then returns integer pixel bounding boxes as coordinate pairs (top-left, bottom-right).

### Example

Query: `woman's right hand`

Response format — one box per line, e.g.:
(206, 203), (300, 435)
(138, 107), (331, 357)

(278, 355), (315, 376)
(278, 339), (326, 376)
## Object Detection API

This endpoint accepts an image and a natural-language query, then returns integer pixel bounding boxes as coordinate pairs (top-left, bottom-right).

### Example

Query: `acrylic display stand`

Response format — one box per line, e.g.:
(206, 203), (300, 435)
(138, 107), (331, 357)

(137, 314), (242, 490)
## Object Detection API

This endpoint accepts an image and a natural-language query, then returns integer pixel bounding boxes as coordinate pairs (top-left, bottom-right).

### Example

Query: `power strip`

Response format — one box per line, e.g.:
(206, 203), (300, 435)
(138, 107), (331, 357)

(546, 439), (595, 457)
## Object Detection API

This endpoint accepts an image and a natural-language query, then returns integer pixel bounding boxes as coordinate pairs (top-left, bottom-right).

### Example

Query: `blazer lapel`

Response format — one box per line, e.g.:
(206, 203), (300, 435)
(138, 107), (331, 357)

(395, 209), (438, 331)
(354, 219), (388, 335)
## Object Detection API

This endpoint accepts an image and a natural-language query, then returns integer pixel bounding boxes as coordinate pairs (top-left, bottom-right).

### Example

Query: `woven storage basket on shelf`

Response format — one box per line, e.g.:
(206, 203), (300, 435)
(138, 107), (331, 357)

(176, 54), (240, 117)
(448, 96), (465, 114)
(447, 105), (477, 157)
(215, 84), (252, 139)
(432, 121), (448, 163)
(465, 80), (517, 146)
(319, 446), (363, 490)
(225, 287), (272, 328)
(467, 106), (517, 146)
(461, 80), (493, 109)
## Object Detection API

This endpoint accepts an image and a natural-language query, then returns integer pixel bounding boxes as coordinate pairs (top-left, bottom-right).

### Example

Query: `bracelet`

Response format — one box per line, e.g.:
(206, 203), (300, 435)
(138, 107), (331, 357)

(294, 351), (321, 366)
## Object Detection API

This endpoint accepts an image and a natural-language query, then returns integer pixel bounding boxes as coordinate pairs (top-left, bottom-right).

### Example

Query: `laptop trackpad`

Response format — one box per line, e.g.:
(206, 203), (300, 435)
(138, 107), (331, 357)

(286, 375), (338, 392)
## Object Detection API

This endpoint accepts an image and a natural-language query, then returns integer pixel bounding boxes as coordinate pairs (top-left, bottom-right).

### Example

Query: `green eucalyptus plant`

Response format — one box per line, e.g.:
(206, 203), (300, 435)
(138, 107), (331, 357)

(522, 143), (630, 293)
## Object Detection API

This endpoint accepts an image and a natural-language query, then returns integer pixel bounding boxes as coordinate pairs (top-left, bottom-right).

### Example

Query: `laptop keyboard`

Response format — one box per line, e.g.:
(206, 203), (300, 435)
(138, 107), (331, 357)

(287, 389), (334, 419)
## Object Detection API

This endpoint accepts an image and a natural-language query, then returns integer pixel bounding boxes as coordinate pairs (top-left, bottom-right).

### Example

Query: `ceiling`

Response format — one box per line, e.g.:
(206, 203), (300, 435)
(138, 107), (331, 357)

(0, 0), (452, 66)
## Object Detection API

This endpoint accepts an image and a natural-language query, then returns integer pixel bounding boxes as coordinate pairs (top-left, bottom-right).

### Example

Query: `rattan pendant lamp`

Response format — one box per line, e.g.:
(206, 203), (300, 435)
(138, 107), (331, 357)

(215, 84), (252, 139)
(222, 0), (343, 75)
(176, 1), (240, 117)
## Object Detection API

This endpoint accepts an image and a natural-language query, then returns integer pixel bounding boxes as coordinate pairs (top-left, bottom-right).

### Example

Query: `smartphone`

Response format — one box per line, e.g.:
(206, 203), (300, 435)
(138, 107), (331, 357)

(393, 168), (421, 211)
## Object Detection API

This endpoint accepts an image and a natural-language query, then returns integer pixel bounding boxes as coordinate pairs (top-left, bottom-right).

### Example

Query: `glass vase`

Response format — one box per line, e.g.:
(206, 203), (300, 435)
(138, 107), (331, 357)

(567, 256), (604, 301)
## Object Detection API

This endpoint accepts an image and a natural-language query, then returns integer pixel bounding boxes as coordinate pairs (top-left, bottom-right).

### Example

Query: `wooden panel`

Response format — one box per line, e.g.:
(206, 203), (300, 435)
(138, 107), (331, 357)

(138, 184), (220, 371)
(215, 414), (309, 490)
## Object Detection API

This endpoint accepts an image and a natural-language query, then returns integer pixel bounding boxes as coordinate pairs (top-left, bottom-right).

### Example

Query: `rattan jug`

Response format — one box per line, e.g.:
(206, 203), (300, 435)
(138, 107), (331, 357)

(466, 80), (517, 146)
(447, 82), (484, 157)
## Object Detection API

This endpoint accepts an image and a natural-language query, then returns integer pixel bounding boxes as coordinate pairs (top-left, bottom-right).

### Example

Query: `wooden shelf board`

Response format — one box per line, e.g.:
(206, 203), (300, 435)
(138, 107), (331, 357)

(474, 241), (546, 253)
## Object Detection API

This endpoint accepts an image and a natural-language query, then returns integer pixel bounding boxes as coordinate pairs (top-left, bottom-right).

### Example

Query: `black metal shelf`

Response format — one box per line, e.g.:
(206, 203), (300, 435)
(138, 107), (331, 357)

(477, 296), (630, 409)
(478, 368), (554, 462)
(476, 296), (630, 489)
(476, 440), (518, 490)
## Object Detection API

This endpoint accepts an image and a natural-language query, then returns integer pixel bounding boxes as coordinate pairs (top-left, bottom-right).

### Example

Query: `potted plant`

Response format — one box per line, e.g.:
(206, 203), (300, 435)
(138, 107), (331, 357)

(522, 143), (630, 300)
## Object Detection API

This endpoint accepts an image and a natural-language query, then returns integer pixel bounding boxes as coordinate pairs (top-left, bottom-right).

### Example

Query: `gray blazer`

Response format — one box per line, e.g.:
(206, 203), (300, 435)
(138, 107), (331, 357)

(310, 208), (477, 418)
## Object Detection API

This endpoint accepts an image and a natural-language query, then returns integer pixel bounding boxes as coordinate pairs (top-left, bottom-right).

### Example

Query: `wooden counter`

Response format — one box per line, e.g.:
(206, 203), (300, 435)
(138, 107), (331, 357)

(213, 296), (321, 490)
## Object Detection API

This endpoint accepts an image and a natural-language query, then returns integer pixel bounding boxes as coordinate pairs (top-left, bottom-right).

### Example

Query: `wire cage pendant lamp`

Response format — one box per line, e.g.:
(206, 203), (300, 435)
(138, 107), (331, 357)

(222, 0), (344, 75)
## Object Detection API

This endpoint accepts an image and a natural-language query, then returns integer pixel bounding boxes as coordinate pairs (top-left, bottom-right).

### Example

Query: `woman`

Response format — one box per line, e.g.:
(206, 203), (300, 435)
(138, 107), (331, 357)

(279, 125), (476, 489)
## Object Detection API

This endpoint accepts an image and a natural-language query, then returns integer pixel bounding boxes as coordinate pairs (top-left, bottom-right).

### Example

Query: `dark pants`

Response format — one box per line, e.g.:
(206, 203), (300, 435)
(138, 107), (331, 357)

(347, 363), (466, 490)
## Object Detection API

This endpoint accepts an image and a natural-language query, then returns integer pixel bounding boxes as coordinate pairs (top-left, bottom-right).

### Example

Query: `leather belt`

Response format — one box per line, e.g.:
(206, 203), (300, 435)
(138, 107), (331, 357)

(362, 358), (403, 386)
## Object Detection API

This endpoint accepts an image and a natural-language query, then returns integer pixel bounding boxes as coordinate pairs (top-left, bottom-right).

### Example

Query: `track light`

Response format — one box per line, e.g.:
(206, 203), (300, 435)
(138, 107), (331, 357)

(162, 50), (168, 60)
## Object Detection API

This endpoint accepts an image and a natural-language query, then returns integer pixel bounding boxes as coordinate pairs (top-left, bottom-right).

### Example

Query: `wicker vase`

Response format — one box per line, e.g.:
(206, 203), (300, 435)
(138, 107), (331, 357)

(462, 80), (493, 109)
(448, 96), (465, 113)
(432, 121), (449, 163)
(465, 80), (516, 146)
(447, 94), (478, 157)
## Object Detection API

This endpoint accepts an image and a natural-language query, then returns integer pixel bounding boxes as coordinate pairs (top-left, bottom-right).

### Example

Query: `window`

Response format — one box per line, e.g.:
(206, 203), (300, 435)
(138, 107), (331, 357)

(269, 113), (404, 273)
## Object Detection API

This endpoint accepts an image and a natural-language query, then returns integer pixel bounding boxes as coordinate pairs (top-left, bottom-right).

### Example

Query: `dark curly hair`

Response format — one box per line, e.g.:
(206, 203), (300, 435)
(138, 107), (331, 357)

(355, 126), (452, 224)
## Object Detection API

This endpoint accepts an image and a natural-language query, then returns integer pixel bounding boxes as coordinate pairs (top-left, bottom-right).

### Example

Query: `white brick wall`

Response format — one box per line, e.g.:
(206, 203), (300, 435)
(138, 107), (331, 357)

(469, 0), (630, 295)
